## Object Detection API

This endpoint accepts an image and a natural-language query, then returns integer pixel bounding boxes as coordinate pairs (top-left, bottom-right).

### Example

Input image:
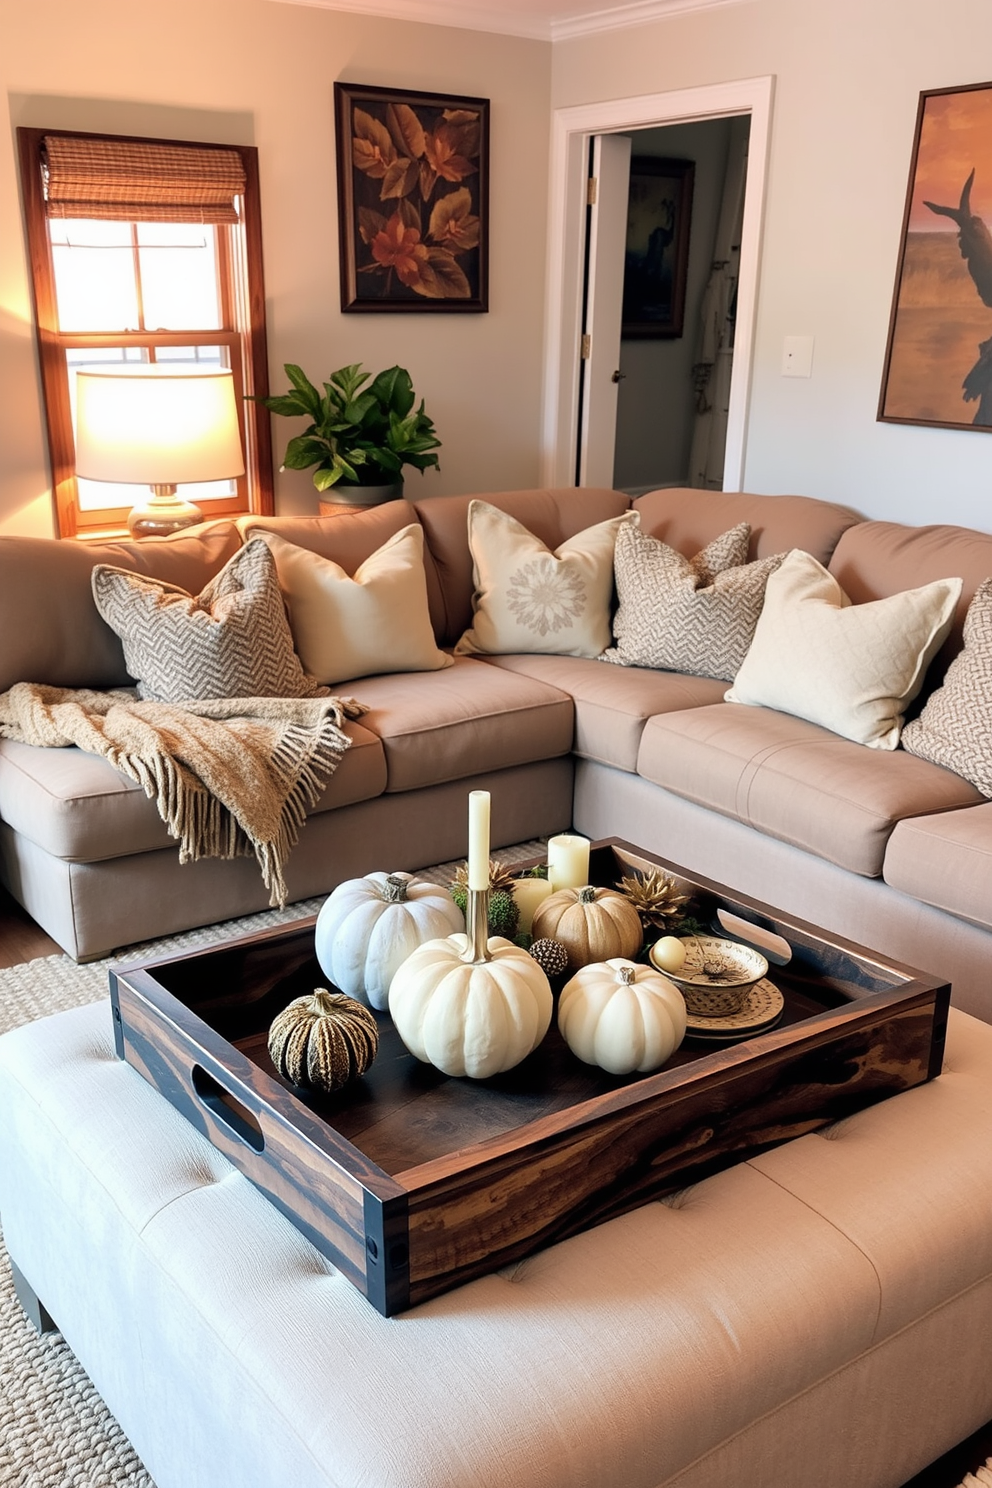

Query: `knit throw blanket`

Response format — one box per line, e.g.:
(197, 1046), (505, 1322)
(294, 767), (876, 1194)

(0, 683), (367, 907)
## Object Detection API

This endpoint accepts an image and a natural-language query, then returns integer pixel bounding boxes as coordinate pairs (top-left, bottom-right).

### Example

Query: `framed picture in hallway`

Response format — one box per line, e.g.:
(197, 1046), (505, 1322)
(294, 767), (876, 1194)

(879, 80), (992, 432)
(622, 156), (694, 338)
(334, 81), (489, 313)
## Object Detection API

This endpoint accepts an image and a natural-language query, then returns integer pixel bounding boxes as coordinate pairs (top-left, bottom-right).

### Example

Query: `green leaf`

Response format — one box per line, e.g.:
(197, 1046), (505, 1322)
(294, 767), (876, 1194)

(368, 447), (402, 475)
(329, 363), (371, 403)
(281, 365), (322, 417)
(312, 466), (342, 492)
(282, 434), (329, 469)
(262, 392), (313, 418)
(342, 391), (379, 427)
(370, 365), (415, 417)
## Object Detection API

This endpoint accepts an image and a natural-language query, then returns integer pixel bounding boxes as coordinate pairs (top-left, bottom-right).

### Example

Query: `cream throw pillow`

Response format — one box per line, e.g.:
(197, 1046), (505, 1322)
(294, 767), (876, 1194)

(91, 538), (325, 703)
(254, 525), (451, 686)
(725, 549), (961, 749)
(901, 578), (992, 793)
(602, 518), (785, 681)
(454, 500), (630, 658)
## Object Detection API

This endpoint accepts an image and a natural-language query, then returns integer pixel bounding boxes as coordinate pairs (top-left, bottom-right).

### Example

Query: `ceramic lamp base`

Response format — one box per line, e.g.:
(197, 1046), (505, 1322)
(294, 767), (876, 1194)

(127, 485), (203, 538)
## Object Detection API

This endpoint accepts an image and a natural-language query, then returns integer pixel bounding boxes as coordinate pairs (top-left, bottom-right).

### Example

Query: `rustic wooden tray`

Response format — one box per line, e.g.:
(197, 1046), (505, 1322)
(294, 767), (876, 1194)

(110, 839), (949, 1317)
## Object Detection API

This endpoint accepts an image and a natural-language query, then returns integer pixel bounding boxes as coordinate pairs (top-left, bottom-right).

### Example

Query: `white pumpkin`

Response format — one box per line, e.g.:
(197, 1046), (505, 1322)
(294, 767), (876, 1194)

(315, 871), (464, 1010)
(388, 935), (553, 1079)
(558, 958), (687, 1075)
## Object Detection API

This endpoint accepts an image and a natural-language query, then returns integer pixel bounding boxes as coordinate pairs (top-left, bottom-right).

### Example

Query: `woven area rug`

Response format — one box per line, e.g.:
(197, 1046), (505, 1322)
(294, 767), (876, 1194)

(0, 843), (544, 1488)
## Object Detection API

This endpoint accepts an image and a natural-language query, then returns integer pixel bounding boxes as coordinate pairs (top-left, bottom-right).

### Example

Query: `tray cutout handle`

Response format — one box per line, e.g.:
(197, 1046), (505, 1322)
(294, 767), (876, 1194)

(192, 1065), (265, 1153)
(715, 909), (792, 966)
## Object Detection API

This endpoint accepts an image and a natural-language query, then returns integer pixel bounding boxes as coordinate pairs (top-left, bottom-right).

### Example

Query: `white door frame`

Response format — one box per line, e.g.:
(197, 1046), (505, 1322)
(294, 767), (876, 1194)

(541, 75), (774, 490)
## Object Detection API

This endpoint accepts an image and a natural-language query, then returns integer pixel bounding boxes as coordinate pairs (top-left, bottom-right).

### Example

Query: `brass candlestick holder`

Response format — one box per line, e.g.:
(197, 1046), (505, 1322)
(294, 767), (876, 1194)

(461, 887), (492, 964)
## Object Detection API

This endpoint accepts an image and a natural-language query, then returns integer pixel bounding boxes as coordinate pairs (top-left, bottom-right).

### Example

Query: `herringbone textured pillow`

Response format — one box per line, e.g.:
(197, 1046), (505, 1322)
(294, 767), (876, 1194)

(602, 519), (785, 681)
(91, 538), (325, 702)
(901, 578), (992, 794)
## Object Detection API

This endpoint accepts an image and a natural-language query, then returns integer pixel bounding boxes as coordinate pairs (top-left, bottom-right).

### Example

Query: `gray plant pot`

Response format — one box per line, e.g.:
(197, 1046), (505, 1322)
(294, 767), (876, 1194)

(319, 479), (405, 511)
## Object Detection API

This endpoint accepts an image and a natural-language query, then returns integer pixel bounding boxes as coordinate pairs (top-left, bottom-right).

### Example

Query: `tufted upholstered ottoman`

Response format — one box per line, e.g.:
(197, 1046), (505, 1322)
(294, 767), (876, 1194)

(2, 999), (992, 1488)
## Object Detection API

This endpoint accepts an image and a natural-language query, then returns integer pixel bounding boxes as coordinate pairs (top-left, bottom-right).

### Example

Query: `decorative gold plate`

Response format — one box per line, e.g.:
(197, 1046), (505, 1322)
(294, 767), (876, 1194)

(683, 978), (785, 1041)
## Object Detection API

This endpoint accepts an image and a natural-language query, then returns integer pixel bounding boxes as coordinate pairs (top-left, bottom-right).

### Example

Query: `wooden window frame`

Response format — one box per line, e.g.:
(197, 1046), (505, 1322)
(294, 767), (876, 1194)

(17, 127), (274, 539)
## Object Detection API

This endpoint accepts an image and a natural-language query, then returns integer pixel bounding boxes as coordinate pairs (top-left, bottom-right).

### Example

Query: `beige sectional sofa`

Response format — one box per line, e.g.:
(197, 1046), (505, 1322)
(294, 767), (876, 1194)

(2, 484), (992, 1026)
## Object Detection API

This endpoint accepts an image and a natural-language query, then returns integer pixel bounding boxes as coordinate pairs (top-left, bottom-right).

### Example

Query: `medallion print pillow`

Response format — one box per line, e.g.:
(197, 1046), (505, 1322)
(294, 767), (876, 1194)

(91, 538), (325, 702)
(602, 517), (786, 681)
(454, 500), (631, 658)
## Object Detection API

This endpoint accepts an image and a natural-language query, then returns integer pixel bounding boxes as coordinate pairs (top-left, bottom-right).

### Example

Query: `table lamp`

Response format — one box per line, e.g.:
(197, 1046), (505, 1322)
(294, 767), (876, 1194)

(74, 366), (245, 537)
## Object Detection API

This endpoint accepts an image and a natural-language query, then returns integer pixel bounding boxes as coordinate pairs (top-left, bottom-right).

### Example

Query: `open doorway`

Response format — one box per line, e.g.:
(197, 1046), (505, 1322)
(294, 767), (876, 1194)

(541, 76), (773, 494)
(613, 114), (751, 495)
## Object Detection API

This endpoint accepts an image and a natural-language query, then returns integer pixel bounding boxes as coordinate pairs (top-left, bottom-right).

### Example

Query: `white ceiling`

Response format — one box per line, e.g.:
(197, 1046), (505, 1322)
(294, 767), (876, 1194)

(269, 0), (742, 43)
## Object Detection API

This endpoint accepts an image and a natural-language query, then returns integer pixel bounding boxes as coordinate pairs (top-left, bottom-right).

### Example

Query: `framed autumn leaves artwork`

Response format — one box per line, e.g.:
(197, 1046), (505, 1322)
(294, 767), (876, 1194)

(334, 82), (489, 313)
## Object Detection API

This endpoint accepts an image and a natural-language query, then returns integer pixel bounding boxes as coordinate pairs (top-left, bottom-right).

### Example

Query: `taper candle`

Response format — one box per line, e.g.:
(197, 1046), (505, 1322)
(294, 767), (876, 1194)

(467, 791), (491, 891)
(547, 833), (591, 891)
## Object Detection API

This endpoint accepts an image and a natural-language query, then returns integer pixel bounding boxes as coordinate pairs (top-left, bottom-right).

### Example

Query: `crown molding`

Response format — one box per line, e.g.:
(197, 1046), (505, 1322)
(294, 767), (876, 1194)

(551, 0), (747, 41)
(265, 0), (748, 43)
(264, 0), (553, 40)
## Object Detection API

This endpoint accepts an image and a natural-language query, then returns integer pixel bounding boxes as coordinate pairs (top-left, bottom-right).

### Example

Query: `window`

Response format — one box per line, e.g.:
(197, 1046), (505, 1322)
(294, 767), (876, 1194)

(18, 129), (274, 538)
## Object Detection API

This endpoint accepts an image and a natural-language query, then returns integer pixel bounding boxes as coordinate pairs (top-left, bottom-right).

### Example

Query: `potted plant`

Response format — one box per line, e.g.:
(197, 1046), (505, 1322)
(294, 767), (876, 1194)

(258, 361), (441, 505)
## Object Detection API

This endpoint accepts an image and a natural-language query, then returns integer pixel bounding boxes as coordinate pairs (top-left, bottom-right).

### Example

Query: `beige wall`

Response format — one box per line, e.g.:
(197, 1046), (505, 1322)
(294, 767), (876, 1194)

(554, 0), (992, 532)
(0, 0), (550, 537)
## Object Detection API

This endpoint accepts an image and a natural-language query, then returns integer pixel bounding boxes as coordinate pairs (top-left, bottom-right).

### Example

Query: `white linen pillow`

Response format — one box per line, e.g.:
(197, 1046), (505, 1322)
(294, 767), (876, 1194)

(725, 549), (962, 749)
(454, 499), (630, 659)
(254, 525), (452, 686)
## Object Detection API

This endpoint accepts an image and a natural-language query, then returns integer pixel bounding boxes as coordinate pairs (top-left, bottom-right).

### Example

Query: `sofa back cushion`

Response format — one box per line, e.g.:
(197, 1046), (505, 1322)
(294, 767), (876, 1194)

(239, 503), (448, 642)
(0, 520), (242, 693)
(633, 488), (862, 566)
(827, 520), (992, 690)
(411, 488), (630, 646)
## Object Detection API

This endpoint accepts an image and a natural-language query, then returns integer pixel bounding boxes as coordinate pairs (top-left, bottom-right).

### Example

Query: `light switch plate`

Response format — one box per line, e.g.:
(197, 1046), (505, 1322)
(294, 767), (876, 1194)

(782, 336), (814, 378)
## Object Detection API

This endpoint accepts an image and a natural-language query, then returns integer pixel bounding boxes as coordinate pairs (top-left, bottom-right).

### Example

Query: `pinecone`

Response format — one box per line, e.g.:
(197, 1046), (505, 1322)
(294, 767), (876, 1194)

(616, 870), (691, 929)
(451, 859), (517, 895)
(449, 883), (520, 939)
(529, 937), (569, 978)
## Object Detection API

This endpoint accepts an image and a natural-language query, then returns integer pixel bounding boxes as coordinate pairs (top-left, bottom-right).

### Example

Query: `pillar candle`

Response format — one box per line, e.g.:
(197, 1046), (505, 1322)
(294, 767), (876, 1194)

(467, 791), (491, 891)
(513, 876), (554, 935)
(547, 834), (591, 892)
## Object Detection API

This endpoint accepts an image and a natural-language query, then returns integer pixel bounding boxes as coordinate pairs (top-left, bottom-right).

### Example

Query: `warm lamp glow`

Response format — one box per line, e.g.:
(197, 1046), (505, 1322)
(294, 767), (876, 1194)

(74, 366), (245, 535)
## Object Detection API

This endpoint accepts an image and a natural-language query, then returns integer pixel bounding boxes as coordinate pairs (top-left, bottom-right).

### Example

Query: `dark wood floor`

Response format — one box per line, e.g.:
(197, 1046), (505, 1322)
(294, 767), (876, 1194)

(0, 885), (989, 1485)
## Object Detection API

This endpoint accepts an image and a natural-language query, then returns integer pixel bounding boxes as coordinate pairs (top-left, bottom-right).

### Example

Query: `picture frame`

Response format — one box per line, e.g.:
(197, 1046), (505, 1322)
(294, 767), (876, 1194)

(334, 81), (489, 314)
(621, 157), (694, 339)
(878, 80), (992, 432)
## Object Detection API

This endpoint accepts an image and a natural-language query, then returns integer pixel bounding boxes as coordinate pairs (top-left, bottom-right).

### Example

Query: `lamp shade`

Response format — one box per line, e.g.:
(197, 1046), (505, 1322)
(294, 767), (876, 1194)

(74, 366), (245, 486)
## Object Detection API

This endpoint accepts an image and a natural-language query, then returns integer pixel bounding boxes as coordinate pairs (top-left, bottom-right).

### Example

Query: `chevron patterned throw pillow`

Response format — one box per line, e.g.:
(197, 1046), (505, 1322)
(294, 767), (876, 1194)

(91, 538), (325, 702)
(901, 578), (992, 794)
(602, 518), (785, 681)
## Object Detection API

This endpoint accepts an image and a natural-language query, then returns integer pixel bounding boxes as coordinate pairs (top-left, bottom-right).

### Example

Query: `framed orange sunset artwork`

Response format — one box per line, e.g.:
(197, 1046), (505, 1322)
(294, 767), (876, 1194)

(334, 82), (489, 314)
(879, 81), (992, 431)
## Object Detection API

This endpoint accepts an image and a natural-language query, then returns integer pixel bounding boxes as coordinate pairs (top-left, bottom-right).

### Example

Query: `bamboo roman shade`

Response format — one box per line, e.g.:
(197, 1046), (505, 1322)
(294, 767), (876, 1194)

(42, 136), (246, 223)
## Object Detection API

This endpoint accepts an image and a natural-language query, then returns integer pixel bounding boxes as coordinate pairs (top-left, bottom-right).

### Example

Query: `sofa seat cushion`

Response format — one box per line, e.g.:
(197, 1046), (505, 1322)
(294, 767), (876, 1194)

(480, 654), (726, 773)
(883, 804), (992, 932)
(636, 704), (983, 876)
(0, 721), (387, 863)
(348, 655), (573, 792)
